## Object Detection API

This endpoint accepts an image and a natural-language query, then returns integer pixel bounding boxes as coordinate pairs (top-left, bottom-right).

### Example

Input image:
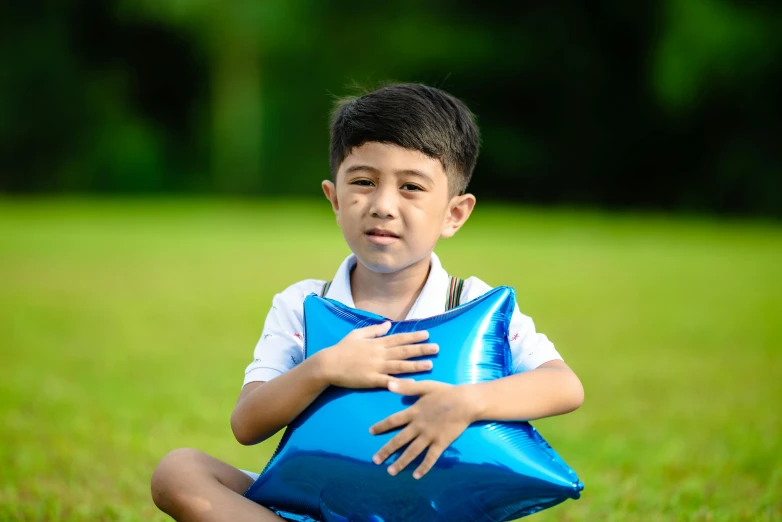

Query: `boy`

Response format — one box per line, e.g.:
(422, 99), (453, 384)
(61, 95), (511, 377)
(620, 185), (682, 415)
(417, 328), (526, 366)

(151, 83), (584, 522)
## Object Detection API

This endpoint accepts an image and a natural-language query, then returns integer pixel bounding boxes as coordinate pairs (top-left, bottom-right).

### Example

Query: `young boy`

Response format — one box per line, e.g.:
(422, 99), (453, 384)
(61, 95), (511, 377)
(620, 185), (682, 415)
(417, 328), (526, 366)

(150, 83), (584, 522)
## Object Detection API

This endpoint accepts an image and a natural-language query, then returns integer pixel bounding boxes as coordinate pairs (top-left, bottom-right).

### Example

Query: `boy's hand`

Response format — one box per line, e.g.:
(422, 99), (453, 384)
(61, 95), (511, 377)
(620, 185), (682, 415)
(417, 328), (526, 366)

(316, 322), (439, 389)
(369, 380), (481, 479)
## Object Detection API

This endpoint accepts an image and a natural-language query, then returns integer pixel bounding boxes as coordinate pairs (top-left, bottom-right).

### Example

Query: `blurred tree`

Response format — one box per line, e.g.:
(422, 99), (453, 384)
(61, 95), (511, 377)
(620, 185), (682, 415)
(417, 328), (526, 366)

(650, 0), (782, 214)
(119, 0), (319, 193)
(653, 0), (777, 111)
(0, 0), (207, 192)
(1, 0), (781, 215)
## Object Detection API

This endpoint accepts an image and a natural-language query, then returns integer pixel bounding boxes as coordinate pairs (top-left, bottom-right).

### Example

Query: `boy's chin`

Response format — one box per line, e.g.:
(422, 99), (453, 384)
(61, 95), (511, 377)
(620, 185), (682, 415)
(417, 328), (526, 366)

(354, 252), (429, 275)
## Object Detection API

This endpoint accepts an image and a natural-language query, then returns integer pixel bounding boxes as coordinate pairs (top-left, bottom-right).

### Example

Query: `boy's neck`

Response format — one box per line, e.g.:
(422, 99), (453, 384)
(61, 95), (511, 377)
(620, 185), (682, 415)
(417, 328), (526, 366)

(350, 255), (432, 321)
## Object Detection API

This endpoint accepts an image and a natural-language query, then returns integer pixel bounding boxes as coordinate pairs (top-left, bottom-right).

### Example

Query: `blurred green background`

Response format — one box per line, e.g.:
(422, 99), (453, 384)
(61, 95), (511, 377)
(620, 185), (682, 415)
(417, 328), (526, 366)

(1, 1), (782, 521)
(3, 0), (782, 214)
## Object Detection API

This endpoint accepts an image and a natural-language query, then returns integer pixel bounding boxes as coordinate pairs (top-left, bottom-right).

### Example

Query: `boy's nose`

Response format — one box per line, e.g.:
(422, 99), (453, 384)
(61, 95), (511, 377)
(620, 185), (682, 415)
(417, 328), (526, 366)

(369, 185), (398, 219)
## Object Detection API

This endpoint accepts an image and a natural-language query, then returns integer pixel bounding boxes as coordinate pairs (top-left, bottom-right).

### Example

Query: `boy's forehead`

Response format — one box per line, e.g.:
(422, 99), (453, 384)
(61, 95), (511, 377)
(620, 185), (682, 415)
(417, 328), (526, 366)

(338, 142), (448, 182)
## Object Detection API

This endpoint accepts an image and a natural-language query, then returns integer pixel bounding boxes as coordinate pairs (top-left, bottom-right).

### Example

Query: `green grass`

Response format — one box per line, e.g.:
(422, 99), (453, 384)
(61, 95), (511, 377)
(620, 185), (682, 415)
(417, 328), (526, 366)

(1, 198), (780, 521)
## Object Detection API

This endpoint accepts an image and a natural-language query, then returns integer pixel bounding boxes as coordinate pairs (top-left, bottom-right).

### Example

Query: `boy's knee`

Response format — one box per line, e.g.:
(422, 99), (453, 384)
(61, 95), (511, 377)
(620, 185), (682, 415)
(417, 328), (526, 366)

(150, 448), (204, 510)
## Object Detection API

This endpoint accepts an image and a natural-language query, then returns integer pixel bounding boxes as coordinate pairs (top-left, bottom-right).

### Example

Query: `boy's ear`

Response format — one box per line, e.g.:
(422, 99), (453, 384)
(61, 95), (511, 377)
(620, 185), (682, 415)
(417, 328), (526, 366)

(441, 193), (476, 239)
(321, 180), (339, 214)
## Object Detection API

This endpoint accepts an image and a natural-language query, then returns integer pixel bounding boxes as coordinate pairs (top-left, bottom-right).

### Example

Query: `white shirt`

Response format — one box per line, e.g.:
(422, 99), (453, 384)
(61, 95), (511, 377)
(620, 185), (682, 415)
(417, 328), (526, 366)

(243, 253), (562, 386)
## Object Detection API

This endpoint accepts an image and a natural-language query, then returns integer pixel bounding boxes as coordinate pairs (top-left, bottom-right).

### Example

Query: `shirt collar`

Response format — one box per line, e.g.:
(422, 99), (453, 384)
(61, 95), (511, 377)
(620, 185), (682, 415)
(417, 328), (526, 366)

(325, 252), (451, 320)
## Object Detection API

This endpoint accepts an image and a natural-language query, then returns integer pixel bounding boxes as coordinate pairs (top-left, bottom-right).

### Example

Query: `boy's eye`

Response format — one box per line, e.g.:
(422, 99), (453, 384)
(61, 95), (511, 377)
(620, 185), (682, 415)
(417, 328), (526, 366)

(351, 179), (374, 187)
(401, 183), (423, 191)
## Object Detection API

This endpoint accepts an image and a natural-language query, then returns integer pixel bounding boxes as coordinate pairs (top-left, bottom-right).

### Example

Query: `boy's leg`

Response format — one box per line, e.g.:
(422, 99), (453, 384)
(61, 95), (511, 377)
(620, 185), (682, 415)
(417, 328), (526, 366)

(151, 448), (285, 522)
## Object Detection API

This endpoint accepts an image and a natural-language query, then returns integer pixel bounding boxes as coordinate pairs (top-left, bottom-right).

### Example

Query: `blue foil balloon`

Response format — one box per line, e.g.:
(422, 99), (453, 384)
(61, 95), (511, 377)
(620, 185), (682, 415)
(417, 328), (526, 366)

(244, 287), (582, 521)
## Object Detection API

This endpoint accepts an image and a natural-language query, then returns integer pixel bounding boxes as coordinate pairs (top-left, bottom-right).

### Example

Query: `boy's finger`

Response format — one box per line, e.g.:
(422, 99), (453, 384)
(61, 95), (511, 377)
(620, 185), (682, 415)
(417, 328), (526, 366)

(385, 343), (439, 360)
(386, 436), (430, 476)
(374, 374), (396, 388)
(388, 379), (438, 396)
(370, 407), (413, 435)
(371, 425), (416, 464)
(380, 330), (429, 347)
(384, 359), (432, 375)
(412, 443), (448, 479)
(355, 321), (392, 338)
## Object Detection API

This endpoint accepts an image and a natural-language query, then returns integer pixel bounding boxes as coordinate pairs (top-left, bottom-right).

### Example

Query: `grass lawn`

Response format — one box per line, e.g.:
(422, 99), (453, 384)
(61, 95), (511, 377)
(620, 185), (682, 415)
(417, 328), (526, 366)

(0, 198), (780, 521)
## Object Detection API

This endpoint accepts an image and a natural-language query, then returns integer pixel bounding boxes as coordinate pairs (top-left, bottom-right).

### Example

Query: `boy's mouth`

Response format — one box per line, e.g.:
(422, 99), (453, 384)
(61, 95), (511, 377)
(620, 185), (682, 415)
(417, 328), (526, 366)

(365, 228), (400, 245)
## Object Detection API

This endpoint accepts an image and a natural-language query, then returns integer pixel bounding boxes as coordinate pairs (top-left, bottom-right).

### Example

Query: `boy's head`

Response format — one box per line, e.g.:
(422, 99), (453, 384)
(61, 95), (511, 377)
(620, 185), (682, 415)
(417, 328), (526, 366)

(329, 83), (480, 197)
(323, 83), (480, 275)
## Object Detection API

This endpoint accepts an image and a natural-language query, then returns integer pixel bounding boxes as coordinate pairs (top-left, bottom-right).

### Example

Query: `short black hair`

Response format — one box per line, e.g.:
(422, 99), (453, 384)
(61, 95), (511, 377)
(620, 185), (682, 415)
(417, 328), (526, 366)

(329, 83), (480, 195)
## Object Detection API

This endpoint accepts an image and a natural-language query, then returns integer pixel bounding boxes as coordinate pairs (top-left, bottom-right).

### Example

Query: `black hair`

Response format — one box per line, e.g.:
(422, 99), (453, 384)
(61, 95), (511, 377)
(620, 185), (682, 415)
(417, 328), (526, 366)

(329, 83), (480, 195)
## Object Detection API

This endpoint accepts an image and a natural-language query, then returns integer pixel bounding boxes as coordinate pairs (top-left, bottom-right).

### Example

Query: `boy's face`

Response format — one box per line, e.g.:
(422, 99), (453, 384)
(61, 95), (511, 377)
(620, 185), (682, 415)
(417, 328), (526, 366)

(322, 142), (475, 274)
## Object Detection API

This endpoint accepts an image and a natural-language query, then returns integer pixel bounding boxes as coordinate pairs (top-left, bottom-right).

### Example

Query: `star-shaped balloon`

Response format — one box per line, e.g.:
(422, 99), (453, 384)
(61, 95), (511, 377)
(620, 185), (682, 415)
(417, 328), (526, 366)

(244, 287), (583, 521)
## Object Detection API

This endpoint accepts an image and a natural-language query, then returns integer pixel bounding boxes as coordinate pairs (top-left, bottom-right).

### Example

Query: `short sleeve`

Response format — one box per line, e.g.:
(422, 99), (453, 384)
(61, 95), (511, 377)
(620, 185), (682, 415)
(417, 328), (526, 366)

(460, 276), (562, 373)
(509, 303), (563, 373)
(243, 285), (311, 387)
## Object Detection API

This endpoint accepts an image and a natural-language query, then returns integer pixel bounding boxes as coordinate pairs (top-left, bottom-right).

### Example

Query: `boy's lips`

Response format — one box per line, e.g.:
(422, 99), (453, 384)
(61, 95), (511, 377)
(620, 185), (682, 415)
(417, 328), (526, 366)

(365, 228), (400, 246)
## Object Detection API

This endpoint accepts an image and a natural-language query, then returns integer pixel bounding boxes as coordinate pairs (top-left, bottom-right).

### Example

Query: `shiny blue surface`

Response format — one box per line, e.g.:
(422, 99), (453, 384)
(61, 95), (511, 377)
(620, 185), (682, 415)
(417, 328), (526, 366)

(244, 287), (582, 521)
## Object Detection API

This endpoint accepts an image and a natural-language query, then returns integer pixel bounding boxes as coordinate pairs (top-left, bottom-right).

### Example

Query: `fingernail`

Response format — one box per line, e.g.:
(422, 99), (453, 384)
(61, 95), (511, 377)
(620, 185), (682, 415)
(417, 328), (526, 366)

(388, 466), (396, 475)
(372, 455), (380, 464)
(413, 472), (421, 480)
(388, 381), (398, 390)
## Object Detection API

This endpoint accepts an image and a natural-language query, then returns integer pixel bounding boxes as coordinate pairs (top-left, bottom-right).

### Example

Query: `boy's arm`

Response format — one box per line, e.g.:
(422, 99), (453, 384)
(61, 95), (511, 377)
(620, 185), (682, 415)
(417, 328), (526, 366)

(231, 353), (330, 446)
(231, 323), (436, 446)
(465, 359), (584, 422)
(369, 360), (583, 478)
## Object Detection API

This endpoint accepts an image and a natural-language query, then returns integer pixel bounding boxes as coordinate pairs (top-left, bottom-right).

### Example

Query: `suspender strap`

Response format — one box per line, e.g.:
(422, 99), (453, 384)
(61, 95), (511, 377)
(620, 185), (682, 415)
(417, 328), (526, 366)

(446, 276), (464, 311)
(322, 277), (463, 309)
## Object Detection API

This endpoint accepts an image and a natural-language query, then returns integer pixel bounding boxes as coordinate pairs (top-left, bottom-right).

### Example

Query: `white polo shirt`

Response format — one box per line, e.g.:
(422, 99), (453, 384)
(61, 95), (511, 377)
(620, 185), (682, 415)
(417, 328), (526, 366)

(243, 253), (562, 387)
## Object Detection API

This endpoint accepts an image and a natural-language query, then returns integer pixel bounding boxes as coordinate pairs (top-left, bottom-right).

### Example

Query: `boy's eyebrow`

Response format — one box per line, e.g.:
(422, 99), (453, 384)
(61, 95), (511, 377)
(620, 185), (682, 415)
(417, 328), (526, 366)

(344, 165), (434, 183)
(344, 164), (380, 175)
